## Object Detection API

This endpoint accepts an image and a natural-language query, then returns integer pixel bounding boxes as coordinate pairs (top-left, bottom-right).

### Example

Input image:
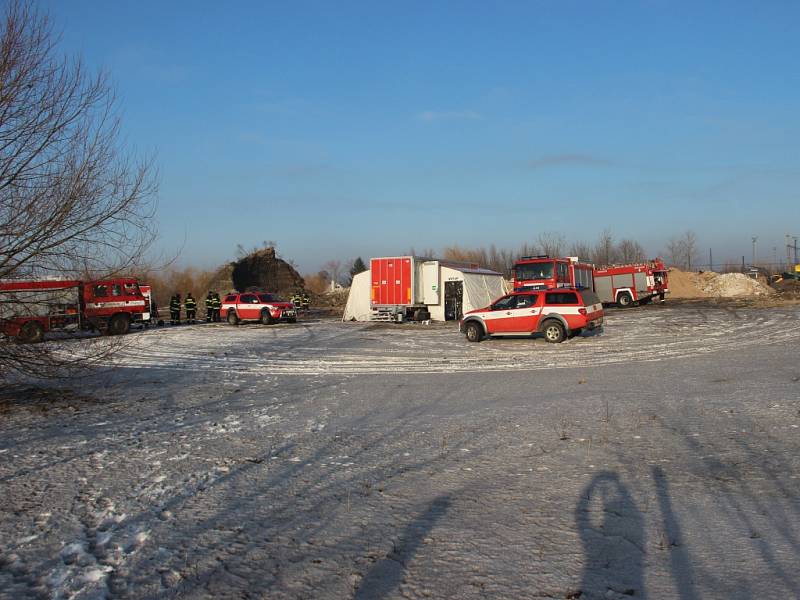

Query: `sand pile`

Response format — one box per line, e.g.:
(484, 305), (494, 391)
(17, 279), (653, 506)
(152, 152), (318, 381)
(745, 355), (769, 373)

(698, 273), (775, 297)
(667, 268), (775, 298)
(666, 269), (709, 299)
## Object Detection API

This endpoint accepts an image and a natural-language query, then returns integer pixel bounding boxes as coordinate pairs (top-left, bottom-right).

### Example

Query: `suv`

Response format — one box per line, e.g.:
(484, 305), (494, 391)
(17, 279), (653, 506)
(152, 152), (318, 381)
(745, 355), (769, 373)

(459, 289), (603, 343)
(221, 292), (297, 325)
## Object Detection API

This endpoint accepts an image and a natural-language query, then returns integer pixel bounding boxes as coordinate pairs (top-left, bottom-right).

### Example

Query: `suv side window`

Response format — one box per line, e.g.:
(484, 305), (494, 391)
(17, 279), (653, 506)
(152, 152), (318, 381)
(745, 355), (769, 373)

(492, 296), (517, 310)
(240, 294), (258, 304)
(516, 294), (537, 308)
(225, 295), (237, 302)
(546, 292), (578, 305)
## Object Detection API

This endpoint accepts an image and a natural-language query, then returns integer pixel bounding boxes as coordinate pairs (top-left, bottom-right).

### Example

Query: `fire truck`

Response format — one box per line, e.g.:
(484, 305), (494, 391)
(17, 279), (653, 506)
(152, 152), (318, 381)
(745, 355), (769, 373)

(512, 256), (594, 291)
(0, 277), (146, 343)
(592, 259), (669, 307)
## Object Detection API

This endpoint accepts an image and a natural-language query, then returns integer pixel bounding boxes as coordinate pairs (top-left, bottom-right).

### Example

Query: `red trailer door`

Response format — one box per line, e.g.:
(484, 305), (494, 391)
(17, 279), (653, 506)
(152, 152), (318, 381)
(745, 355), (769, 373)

(371, 257), (413, 305)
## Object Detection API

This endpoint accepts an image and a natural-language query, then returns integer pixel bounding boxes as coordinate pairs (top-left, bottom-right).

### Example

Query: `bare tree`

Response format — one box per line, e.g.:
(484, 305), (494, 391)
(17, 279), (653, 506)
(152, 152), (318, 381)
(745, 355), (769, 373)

(664, 231), (699, 270)
(323, 260), (343, 285)
(536, 231), (566, 257)
(617, 238), (646, 263)
(0, 3), (158, 378)
(592, 229), (618, 267)
(665, 236), (686, 269)
(682, 230), (699, 271)
(568, 240), (593, 262)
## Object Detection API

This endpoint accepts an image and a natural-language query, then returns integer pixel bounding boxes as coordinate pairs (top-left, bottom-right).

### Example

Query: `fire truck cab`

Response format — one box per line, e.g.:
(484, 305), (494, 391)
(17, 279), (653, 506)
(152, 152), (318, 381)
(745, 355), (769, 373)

(513, 256), (594, 291)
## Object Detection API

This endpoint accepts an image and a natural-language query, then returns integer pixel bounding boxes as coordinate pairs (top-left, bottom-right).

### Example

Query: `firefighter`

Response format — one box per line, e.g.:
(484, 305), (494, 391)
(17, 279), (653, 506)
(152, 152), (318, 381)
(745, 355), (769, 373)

(184, 292), (197, 324)
(291, 292), (302, 310)
(205, 291), (214, 322)
(211, 292), (222, 322)
(301, 292), (310, 310)
(169, 293), (181, 325)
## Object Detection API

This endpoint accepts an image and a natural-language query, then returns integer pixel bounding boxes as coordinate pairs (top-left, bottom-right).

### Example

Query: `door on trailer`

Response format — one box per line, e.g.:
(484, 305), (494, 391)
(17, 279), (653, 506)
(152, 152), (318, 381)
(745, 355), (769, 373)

(444, 281), (463, 321)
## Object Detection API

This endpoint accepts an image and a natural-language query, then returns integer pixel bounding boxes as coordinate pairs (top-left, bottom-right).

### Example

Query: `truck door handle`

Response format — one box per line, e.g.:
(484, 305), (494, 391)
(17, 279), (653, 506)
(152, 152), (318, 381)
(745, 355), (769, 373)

(506, 311), (511, 315)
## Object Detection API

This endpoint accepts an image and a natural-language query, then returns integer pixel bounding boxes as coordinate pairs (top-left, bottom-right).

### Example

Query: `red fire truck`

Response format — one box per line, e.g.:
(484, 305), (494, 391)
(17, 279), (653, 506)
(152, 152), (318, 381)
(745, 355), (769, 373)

(593, 259), (669, 307)
(512, 256), (594, 291)
(0, 277), (146, 343)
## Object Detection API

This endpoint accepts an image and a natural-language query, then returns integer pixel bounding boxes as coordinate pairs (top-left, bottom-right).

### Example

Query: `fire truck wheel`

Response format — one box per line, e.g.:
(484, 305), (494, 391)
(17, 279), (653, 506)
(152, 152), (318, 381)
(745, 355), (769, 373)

(227, 311), (239, 326)
(464, 321), (483, 343)
(108, 314), (130, 335)
(18, 321), (44, 344)
(260, 310), (274, 325)
(542, 320), (565, 343)
(413, 309), (430, 322)
(617, 293), (633, 308)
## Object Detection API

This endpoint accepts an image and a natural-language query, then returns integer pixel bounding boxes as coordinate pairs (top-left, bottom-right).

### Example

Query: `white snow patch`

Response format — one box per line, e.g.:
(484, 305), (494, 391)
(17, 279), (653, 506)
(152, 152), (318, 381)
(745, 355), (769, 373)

(82, 565), (112, 582)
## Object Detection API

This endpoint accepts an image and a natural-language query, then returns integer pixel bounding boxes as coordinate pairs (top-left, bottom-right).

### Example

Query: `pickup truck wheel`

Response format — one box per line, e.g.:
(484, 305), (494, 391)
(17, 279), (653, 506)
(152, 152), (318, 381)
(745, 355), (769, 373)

(617, 293), (633, 308)
(227, 311), (239, 325)
(542, 321), (565, 343)
(464, 321), (483, 343)
(108, 314), (130, 335)
(18, 321), (44, 344)
(260, 310), (274, 325)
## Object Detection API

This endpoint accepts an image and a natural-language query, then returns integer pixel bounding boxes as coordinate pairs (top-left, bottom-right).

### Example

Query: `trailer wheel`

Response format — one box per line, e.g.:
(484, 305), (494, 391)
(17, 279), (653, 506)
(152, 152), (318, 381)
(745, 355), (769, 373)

(227, 311), (239, 325)
(542, 320), (565, 343)
(108, 314), (130, 335)
(260, 309), (274, 325)
(617, 292), (633, 308)
(18, 321), (44, 344)
(464, 321), (483, 343)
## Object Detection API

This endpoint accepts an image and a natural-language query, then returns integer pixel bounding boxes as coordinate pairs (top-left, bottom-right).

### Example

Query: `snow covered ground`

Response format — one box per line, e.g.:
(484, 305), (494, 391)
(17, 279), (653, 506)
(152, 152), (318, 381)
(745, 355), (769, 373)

(1, 304), (800, 599)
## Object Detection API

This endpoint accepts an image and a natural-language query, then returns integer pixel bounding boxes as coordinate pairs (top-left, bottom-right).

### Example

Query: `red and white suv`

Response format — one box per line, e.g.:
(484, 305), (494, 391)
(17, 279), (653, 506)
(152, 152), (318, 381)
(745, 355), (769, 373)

(459, 289), (603, 343)
(221, 292), (297, 325)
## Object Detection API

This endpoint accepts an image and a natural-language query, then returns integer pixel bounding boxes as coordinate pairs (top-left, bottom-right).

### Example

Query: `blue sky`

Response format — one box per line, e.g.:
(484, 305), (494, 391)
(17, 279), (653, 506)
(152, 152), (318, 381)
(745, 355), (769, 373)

(43, 1), (800, 272)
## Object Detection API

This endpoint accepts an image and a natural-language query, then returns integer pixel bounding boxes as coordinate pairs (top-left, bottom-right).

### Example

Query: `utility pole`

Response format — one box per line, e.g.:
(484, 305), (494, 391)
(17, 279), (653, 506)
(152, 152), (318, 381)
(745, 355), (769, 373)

(751, 236), (758, 266)
(709, 248), (713, 272)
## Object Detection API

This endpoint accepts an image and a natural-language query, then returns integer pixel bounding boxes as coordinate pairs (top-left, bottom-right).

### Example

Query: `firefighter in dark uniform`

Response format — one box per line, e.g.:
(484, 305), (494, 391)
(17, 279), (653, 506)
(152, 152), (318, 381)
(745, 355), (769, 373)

(291, 292), (302, 310)
(184, 292), (197, 324)
(211, 292), (222, 322)
(169, 293), (181, 325)
(205, 291), (214, 322)
(301, 292), (310, 311)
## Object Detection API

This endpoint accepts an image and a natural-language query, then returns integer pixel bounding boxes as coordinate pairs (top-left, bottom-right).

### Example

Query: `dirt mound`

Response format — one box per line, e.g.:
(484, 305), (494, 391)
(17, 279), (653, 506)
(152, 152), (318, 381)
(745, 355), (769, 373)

(204, 263), (235, 295)
(230, 247), (305, 295)
(666, 268), (709, 299)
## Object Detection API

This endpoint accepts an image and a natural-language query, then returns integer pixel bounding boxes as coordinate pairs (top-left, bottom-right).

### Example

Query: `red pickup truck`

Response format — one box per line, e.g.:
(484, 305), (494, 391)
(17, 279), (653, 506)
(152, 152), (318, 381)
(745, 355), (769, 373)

(221, 292), (297, 325)
(459, 288), (603, 343)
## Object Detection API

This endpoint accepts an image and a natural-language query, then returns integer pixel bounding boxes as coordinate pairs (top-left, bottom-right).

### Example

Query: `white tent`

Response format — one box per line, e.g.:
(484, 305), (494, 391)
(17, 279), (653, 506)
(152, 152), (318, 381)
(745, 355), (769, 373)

(342, 262), (505, 322)
(342, 270), (372, 321)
